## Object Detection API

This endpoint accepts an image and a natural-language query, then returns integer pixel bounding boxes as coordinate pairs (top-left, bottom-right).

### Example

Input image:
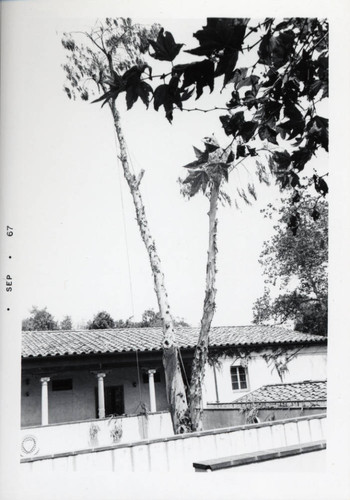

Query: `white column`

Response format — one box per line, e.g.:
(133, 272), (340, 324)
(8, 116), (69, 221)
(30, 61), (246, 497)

(96, 373), (106, 419)
(148, 369), (157, 413)
(40, 377), (50, 425)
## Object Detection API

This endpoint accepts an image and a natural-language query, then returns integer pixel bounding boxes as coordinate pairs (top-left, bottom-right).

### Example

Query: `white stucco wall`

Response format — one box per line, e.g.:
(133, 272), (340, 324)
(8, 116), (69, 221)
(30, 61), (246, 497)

(21, 414), (327, 473)
(20, 412), (174, 458)
(202, 346), (327, 404)
(21, 365), (168, 427)
(22, 345), (327, 426)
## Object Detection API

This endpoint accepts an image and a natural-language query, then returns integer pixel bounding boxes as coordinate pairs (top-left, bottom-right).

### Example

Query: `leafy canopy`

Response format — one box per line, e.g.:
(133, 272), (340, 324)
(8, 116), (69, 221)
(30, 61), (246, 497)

(22, 307), (59, 331)
(87, 309), (190, 329)
(60, 315), (73, 330)
(63, 17), (328, 223)
(88, 311), (115, 329)
(253, 195), (328, 335)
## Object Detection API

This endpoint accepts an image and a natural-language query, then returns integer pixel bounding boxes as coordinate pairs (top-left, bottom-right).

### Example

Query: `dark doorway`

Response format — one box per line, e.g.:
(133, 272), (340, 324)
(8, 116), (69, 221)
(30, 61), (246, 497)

(95, 385), (124, 417)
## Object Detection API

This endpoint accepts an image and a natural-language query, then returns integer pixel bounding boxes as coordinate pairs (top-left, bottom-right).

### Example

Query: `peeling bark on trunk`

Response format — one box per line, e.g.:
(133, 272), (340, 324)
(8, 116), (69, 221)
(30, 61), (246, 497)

(189, 182), (220, 431)
(109, 100), (188, 433)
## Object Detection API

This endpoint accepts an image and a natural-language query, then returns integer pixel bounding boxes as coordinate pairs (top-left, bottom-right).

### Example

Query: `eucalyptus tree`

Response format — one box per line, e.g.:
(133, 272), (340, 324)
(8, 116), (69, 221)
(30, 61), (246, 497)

(177, 135), (235, 429)
(62, 19), (189, 432)
(148, 17), (328, 430)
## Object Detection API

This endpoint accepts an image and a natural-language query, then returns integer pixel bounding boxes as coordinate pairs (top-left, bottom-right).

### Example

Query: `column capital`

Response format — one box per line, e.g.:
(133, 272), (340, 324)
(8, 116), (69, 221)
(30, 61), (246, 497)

(148, 369), (156, 375)
(40, 377), (50, 384)
(96, 372), (106, 379)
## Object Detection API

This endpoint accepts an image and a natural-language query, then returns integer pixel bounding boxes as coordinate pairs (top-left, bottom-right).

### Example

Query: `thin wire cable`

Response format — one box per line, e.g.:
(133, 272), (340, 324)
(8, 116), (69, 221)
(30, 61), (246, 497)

(178, 348), (190, 389)
(113, 132), (135, 319)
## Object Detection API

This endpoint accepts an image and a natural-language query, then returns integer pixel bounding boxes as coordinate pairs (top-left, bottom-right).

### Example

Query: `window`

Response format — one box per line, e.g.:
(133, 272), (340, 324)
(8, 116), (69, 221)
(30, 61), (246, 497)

(230, 366), (248, 391)
(52, 379), (73, 391)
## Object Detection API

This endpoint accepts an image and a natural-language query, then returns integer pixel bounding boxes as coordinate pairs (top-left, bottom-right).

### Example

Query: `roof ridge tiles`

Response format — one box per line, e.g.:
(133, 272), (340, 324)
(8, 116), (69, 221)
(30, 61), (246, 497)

(261, 380), (326, 388)
(21, 325), (327, 359)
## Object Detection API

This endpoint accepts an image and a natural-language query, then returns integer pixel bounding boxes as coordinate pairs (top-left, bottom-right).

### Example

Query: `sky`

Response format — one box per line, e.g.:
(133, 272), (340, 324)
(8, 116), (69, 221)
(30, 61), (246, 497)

(0, 8), (330, 329)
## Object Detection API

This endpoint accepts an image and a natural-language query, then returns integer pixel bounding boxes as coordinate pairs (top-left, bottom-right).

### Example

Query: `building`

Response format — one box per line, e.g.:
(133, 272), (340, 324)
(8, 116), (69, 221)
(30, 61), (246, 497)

(21, 325), (327, 429)
(204, 380), (327, 429)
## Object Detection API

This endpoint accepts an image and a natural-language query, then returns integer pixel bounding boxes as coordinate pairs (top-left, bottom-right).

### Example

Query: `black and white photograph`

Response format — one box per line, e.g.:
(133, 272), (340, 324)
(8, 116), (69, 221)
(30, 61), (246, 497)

(0, 1), (349, 499)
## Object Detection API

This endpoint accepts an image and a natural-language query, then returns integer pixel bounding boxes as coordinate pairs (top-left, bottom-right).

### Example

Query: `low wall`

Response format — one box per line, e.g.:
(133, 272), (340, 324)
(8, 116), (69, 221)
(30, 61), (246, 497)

(203, 407), (326, 430)
(21, 413), (326, 473)
(20, 411), (173, 458)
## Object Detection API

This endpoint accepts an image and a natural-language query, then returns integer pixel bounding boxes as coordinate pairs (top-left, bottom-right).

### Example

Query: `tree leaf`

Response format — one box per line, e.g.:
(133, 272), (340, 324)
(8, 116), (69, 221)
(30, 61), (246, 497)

(263, 99), (282, 120)
(148, 28), (184, 61)
(153, 81), (182, 123)
(272, 150), (291, 170)
(242, 90), (259, 110)
(258, 31), (274, 66)
(291, 147), (312, 171)
(236, 145), (246, 158)
(240, 120), (259, 142)
(173, 60), (215, 99)
(91, 70), (126, 107)
(292, 191), (301, 203)
(228, 67), (248, 86)
(193, 146), (205, 160)
(219, 111), (244, 136)
(226, 90), (241, 109)
(182, 170), (210, 196)
(284, 103), (303, 122)
(308, 80), (323, 99)
(215, 48), (239, 87)
(258, 125), (278, 144)
(236, 74), (260, 91)
(258, 30), (295, 68)
(313, 175), (328, 196)
(226, 150), (235, 163)
(185, 18), (248, 57)
(290, 171), (300, 188)
(307, 115), (328, 152)
(126, 80), (153, 109)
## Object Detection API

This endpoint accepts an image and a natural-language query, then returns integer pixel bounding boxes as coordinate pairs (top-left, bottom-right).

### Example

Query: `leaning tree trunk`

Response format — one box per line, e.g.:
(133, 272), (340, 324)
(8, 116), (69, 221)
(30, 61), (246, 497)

(189, 181), (220, 431)
(109, 100), (188, 433)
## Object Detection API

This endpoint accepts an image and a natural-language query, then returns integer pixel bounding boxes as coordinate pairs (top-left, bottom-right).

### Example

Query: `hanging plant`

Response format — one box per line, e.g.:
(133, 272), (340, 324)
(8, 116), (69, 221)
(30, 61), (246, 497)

(108, 417), (123, 443)
(89, 422), (100, 445)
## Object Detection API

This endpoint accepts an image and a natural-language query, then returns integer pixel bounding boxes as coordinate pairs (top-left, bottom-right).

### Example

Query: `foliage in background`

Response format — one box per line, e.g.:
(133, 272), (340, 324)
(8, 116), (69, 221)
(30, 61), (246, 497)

(60, 315), (73, 330)
(253, 195), (328, 335)
(87, 311), (115, 329)
(22, 307), (59, 331)
(91, 308), (189, 329)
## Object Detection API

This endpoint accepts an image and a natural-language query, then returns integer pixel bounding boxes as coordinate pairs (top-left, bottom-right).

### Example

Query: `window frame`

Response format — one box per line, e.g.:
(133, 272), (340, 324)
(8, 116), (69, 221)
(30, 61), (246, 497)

(230, 365), (249, 392)
(51, 378), (73, 392)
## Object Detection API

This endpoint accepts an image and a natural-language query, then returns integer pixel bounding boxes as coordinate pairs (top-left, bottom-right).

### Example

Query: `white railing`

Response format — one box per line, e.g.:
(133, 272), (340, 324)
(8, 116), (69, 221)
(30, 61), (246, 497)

(20, 411), (174, 458)
(21, 413), (326, 472)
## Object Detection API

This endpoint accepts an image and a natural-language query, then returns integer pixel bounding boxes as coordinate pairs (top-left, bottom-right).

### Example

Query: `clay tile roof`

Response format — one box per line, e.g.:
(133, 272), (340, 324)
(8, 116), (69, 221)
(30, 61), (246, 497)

(231, 380), (327, 407)
(21, 325), (326, 359)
